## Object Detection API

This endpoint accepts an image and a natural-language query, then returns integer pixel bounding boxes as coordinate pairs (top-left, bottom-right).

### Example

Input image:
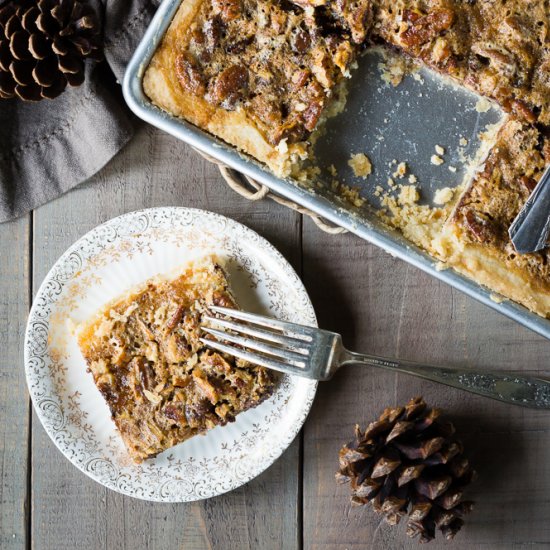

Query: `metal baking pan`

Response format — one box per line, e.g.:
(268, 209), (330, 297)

(123, 0), (550, 340)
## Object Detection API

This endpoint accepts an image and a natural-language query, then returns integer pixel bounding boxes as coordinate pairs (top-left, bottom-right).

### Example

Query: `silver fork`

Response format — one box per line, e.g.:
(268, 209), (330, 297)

(201, 306), (550, 409)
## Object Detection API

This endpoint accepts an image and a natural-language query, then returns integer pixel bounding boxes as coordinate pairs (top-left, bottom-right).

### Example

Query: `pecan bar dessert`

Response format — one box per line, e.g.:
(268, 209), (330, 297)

(368, 0), (550, 315)
(372, 0), (550, 125)
(143, 0), (550, 318)
(437, 121), (550, 316)
(144, 0), (372, 176)
(78, 259), (275, 462)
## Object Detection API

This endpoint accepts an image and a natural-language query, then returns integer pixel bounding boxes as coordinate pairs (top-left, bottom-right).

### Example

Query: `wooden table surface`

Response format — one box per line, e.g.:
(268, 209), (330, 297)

(2, 123), (550, 550)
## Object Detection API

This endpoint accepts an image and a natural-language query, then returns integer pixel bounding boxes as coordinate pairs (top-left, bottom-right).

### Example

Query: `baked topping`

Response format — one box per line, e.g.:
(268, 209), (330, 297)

(78, 260), (276, 462)
(399, 8), (455, 49)
(453, 120), (550, 281)
(168, 0), (549, 148)
(372, 1), (550, 125)
(145, 0), (550, 317)
(173, 0), (372, 145)
(176, 0), (550, 128)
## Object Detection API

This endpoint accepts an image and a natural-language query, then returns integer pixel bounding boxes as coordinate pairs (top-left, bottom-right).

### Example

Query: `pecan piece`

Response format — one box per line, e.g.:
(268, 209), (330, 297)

(202, 351), (233, 374)
(175, 53), (205, 96)
(333, 0), (373, 44)
(193, 368), (220, 403)
(185, 398), (214, 428)
(212, 0), (241, 21)
(132, 356), (156, 392)
(290, 69), (311, 91)
(400, 9), (455, 48)
(463, 210), (496, 243)
(508, 99), (537, 124)
(311, 48), (336, 88)
(291, 28), (311, 54)
(520, 175), (537, 193)
(172, 374), (191, 388)
(471, 42), (519, 79)
(250, 95), (283, 126)
(225, 35), (253, 54)
(128, 356), (156, 402)
(403, 9), (422, 23)
(212, 290), (235, 308)
(203, 15), (225, 54)
(302, 99), (324, 131)
(190, 28), (205, 48)
(163, 403), (185, 423)
(208, 65), (248, 109)
(166, 304), (185, 332)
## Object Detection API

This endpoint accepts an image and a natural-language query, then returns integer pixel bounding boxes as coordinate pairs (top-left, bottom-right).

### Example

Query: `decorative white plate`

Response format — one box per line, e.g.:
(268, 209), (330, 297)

(25, 207), (317, 502)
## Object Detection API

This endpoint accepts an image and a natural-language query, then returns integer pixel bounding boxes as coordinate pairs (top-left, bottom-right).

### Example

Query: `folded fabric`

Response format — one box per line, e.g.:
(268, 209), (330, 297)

(0, 0), (160, 222)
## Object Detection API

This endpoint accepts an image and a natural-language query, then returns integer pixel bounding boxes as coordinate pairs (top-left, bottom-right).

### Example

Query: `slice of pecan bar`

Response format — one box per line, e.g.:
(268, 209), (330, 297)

(78, 259), (275, 462)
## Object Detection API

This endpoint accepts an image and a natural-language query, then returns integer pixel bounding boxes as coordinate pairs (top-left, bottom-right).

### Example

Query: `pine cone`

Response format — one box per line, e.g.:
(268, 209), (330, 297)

(0, 0), (101, 101)
(336, 397), (475, 543)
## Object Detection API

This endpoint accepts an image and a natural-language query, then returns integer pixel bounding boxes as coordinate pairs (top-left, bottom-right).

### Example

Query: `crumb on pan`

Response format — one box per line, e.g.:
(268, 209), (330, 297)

(433, 187), (454, 205)
(378, 50), (419, 87)
(392, 161), (408, 178)
(332, 181), (366, 207)
(398, 185), (420, 205)
(348, 153), (372, 179)
(475, 97), (492, 113)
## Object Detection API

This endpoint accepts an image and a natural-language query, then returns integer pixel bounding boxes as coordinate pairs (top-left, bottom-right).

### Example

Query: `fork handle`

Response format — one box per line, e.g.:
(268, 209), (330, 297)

(342, 352), (550, 409)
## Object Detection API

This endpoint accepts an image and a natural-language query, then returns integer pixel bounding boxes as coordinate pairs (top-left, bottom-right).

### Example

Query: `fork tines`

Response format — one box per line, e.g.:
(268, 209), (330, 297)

(200, 306), (316, 377)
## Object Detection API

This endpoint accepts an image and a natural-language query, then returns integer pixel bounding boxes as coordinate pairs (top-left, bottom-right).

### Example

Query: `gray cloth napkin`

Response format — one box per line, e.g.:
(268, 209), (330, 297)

(0, 0), (160, 223)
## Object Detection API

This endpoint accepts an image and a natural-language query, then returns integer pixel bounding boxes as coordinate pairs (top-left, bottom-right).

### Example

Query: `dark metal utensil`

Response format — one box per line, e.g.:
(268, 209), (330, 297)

(509, 165), (550, 254)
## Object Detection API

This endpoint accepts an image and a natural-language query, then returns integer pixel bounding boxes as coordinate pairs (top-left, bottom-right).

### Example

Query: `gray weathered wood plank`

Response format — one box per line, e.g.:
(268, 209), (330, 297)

(0, 215), (30, 550)
(31, 124), (301, 550)
(301, 218), (550, 549)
